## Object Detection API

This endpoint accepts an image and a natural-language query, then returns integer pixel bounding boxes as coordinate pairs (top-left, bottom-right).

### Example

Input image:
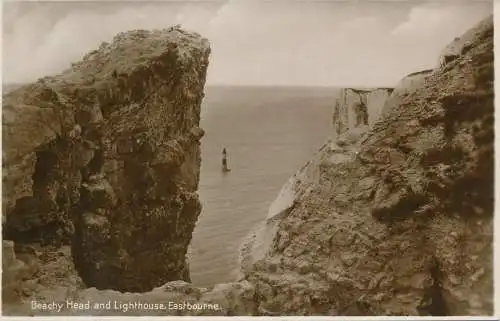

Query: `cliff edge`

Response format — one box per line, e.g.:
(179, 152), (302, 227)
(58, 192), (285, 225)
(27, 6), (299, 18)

(3, 26), (211, 301)
(332, 87), (393, 135)
(243, 16), (493, 316)
(3, 16), (494, 317)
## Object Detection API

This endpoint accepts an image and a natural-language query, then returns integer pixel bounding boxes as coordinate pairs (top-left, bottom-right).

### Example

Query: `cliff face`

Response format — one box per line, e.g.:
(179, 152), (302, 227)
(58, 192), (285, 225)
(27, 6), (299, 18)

(332, 88), (393, 136)
(380, 69), (433, 118)
(3, 16), (493, 317)
(437, 17), (493, 69)
(3, 26), (210, 294)
(244, 16), (493, 316)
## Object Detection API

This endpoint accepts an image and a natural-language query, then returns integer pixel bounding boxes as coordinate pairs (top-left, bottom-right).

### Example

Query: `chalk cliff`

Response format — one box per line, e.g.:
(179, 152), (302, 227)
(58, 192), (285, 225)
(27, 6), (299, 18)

(241, 15), (494, 316)
(3, 16), (494, 317)
(332, 87), (393, 135)
(3, 26), (210, 300)
(379, 69), (434, 118)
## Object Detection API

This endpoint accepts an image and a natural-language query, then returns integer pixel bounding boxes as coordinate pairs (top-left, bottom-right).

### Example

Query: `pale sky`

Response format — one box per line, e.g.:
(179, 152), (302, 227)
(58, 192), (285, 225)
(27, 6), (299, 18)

(2, 0), (493, 87)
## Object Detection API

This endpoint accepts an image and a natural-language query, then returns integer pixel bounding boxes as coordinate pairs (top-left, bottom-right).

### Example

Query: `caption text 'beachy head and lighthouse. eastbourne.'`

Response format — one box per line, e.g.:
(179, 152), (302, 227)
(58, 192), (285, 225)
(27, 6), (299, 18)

(31, 299), (223, 313)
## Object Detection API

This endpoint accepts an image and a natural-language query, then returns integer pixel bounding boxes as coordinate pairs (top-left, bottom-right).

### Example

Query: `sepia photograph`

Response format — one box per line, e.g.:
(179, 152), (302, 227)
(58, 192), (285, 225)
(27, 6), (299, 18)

(1, 0), (494, 316)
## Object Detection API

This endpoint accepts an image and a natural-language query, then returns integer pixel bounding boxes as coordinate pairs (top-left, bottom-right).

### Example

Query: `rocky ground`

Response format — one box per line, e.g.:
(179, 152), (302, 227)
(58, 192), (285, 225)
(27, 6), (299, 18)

(245, 15), (494, 316)
(3, 25), (212, 311)
(2, 16), (494, 316)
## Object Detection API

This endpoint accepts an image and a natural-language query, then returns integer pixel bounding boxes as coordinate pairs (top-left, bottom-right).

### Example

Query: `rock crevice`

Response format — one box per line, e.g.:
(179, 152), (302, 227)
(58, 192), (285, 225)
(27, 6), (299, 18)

(3, 16), (494, 317)
(3, 27), (210, 294)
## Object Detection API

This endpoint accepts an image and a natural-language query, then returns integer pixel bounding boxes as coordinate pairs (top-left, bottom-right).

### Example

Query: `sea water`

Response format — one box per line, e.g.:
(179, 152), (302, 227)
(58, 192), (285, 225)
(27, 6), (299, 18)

(187, 85), (337, 286)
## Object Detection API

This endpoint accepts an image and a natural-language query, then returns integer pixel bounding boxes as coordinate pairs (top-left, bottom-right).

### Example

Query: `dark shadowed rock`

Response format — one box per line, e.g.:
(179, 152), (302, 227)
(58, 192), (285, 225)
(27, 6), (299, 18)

(3, 27), (210, 296)
(3, 15), (493, 317)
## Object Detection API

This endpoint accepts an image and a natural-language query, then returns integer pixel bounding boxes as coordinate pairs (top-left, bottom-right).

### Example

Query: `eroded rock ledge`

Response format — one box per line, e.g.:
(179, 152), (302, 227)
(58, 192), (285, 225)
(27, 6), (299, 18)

(3, 26), (211, 297)
(3, 16), (494, 316)
(245, 15), (493, 316)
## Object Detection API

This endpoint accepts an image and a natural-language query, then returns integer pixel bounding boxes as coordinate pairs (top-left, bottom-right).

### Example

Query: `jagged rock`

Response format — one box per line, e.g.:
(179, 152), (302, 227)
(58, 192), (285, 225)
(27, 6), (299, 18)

(150, 139), (186, 168)
(2, 26), (210, 300)
(245, 15), (493, 316)
(2, 241), (26, 277)
(380, 69), (434, 117)
(3, 242), (84, 311)
(68, 124), (82, 139)
(80, 177), (117, 210)
(75, 103), (104, 126)
(189, 126), (205, 141)
(2, 15), (493, 318)
(436, 16), (493, 69)
(4, 196), (74, 246)
(336, 125), (369, 147)
(3, 241), (30, 304)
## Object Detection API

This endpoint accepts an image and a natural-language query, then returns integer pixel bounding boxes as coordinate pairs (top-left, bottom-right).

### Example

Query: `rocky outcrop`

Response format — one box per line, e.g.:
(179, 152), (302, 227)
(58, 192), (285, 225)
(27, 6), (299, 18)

(380, 69), (434, 117)
(244, 15), (493, 316)
(3, 244), (85, 315)
(437, 17), (493, 69)
(239, 141), (330, 280)
(3, 25), (210, 297)
(332, 88), (393, 136)
(3, 240), (28, 299)
(3, 16), (493, 317)
(394, 69), (434, 91)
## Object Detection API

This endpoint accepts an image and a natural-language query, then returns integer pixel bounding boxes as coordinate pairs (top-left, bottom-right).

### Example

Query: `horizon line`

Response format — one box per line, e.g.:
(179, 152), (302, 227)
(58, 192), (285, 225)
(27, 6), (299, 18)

(2, 81), (395, 90)
(206, 84), (395, 88)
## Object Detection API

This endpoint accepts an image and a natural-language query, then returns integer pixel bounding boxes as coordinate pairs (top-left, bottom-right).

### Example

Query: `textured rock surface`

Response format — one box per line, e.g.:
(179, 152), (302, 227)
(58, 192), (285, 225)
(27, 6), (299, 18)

(3, 240), (29, 298)
(380, 69), (433, 118)
(3, 243), (85, 315)
(437, 17), (492, 68)
(245, 15), (493, 316)
(3, 16), (493, 317)
(3, 26), (210, 296)
(239, 140), (331, 279)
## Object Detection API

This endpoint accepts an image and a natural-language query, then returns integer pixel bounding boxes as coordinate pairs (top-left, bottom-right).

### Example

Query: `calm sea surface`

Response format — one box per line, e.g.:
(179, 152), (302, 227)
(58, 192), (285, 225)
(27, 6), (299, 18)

(187, 86), (337, 286)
